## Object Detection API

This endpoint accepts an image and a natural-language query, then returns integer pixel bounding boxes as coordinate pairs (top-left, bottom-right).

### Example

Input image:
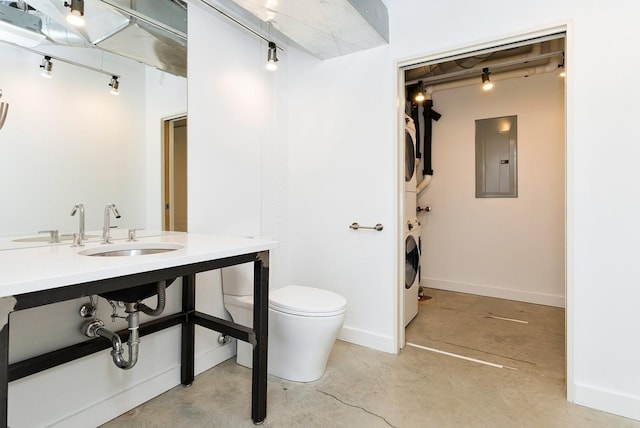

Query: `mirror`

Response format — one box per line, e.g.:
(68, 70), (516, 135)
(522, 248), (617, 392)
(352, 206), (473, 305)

(0, 42), (187, 250)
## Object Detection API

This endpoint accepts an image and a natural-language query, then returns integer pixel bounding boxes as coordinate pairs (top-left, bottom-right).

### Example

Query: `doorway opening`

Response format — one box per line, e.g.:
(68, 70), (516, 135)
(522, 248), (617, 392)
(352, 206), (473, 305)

(163, 115), (188, 232)
(397, 30), (567, 390)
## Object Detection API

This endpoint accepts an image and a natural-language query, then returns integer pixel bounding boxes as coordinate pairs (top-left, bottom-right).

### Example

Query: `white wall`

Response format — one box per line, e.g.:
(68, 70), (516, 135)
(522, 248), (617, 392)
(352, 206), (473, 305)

(285, 0), (640, 421)
(286, 47), (397, 352)
(420, 72), (565, 307)
(187, 2), (289, 287)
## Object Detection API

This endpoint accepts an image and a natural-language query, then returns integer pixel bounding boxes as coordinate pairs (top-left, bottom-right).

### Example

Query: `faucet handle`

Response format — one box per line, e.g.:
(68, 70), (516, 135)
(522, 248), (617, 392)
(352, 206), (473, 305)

(127, 228), (143, 241)
(71, 233), (84, 247)
(39, 229), (60, 243)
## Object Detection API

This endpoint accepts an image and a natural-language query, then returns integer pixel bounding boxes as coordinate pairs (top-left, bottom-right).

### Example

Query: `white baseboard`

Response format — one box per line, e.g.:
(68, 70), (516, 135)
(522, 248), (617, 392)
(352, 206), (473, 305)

(195, 340), (236, 375)
(574, 382), (640, 422)
(338, 325), (396, 354)
(50, 345), (236, 428)
(424, 278), (565, 308)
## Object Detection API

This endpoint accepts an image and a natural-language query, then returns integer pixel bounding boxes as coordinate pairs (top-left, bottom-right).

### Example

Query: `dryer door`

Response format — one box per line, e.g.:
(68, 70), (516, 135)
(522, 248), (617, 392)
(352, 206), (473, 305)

(405, 235), (419, 289)
(405, 129), (416, 182)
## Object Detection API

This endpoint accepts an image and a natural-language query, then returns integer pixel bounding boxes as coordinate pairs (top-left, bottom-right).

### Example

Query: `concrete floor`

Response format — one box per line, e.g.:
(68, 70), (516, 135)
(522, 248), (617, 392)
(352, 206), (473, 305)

(102, 289), (640, 427)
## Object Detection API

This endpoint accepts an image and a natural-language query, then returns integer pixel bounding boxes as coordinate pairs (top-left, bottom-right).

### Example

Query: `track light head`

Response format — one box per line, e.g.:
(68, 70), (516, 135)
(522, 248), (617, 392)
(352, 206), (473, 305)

(558, 53), (566, 77)
(558, 55), (566, 77)
(40, 56), (53, 78)
(558, 64), (566, 77)
(64, 0), (85, 27)
(266, 41), (278, 71)
(414, 81), (425, 103)
(481, 67), (493, 91)
(109, 76), (120, 95)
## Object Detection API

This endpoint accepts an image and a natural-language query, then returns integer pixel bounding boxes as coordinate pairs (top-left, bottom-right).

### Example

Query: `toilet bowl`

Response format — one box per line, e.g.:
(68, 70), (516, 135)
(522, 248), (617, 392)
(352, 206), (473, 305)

(222, 266), (347, 382)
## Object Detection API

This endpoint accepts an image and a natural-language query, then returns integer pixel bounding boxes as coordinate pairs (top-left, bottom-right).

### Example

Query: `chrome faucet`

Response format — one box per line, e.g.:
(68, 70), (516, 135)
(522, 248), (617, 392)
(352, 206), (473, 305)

(102, 203), (121, 244)
(70, 203), (85, 240)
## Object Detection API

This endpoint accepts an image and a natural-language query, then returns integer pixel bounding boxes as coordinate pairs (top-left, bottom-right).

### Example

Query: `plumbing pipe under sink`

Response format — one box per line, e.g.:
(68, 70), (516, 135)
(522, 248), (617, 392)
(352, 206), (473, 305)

(81, 280), (169, 369)
(82, 303), (140, 370)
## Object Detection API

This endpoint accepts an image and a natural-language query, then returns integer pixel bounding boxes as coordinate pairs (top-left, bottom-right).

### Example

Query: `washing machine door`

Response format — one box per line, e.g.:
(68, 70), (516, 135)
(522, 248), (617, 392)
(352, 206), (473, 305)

(405, 129), (416, 182)
(405, 235), (419, 289)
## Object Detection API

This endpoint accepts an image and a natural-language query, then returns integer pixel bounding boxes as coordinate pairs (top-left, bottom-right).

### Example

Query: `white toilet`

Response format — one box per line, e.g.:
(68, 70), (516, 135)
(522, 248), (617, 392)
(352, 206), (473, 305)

(222, 264), (347, 382)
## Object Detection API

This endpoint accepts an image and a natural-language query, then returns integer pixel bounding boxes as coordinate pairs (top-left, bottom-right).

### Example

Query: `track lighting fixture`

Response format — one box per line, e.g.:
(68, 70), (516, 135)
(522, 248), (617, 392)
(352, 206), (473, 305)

(414, 81), (425, 103)
(558, 64), (566, 77)
(64, 0), (85, 27)
(109, 76), (120, 95)
(481, 67), (493, 91)
(266, 41), (278, 71)
(558, 55), (566, 77)
(35, 52), (121, 92)
(40, 56), (53, 78)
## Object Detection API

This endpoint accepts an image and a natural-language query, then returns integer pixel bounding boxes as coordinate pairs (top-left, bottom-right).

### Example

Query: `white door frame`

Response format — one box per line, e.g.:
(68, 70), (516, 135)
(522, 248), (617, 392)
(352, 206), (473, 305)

(393, 23), (574, 401)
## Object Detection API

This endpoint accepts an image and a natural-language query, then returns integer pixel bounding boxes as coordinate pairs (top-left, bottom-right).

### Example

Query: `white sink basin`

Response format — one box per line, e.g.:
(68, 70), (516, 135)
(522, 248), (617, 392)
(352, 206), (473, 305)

(79, 242), (184, 257)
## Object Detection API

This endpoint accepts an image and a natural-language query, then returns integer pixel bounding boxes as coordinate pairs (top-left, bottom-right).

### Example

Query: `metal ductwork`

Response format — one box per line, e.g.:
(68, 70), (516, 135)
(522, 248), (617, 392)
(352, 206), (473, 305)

(3, 0), (390, 72)
(0, 2), (45, 46)
(0, 0), (187, 77)
(92, 0), (187, 77)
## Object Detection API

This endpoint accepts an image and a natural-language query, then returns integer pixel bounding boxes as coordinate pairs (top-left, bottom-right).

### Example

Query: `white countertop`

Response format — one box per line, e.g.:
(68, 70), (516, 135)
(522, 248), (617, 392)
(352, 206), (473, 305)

(0, 233), (278, 298)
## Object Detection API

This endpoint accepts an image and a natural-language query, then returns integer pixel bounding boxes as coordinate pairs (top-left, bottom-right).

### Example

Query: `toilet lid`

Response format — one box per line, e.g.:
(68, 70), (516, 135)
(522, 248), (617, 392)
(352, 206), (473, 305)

(269, 285), (347, 317)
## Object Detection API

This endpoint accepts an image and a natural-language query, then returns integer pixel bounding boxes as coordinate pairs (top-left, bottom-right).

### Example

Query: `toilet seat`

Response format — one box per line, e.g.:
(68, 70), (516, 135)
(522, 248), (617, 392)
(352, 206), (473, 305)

(269, 285), (347, 317)
(225, 285), (347, 317)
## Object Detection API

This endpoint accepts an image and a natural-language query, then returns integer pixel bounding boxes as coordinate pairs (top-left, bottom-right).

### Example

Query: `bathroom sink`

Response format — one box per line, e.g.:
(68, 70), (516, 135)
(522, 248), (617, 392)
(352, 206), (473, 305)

(79, 243), (183, 302)
(78, 242), (184, 257)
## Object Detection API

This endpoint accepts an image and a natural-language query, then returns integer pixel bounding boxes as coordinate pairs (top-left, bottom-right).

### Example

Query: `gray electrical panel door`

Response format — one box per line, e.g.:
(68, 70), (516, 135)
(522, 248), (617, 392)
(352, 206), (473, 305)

(475, 115), (517, 198)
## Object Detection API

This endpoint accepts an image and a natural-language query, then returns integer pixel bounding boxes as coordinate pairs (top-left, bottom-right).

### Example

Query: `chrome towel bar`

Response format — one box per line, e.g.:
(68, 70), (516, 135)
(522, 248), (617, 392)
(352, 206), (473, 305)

(349, 222), (383, 231)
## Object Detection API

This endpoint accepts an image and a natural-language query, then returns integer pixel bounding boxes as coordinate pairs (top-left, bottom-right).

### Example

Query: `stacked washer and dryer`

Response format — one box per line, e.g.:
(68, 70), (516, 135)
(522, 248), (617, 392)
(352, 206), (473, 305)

(404, 114), (421, 326)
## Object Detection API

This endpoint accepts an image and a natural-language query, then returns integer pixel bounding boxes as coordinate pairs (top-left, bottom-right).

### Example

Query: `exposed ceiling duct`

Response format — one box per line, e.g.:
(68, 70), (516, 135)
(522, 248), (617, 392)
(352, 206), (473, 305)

(0, 2), (46, 46)
(2, 0), (390, 76)
(227, 0), (389, 59)
(92, 0), (187, 77)
(405, 36), (566, 95)
(0, 0), (187, 77)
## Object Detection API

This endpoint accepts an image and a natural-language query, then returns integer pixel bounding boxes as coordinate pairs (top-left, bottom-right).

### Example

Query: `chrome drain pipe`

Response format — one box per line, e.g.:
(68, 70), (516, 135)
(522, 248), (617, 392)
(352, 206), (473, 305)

(82, 302), (140, 370)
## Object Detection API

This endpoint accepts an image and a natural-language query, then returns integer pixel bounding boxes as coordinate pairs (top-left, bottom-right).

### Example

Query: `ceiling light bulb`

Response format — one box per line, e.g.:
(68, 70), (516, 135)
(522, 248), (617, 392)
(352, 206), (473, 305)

(558, 64), (566, 77)
(65, 0), (85, 27)
(266, 41), (278, 71)
(40, 56), (53, 78)
(481, 68), (493, 91)
(414, 91), (425, 102)
(67, 10), (85, 26)
(266, 59), (277, 71)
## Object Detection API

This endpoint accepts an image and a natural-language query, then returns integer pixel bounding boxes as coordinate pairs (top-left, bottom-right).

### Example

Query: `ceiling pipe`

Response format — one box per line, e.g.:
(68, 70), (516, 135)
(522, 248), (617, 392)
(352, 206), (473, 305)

(405, 39), (566, 87)
(423, 59), (561, 100)
(425, 43), (541, 83)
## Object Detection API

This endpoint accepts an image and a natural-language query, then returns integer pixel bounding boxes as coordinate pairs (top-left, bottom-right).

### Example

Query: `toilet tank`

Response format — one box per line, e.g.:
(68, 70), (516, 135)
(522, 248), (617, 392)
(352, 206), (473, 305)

(221, 263), (254, 296)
